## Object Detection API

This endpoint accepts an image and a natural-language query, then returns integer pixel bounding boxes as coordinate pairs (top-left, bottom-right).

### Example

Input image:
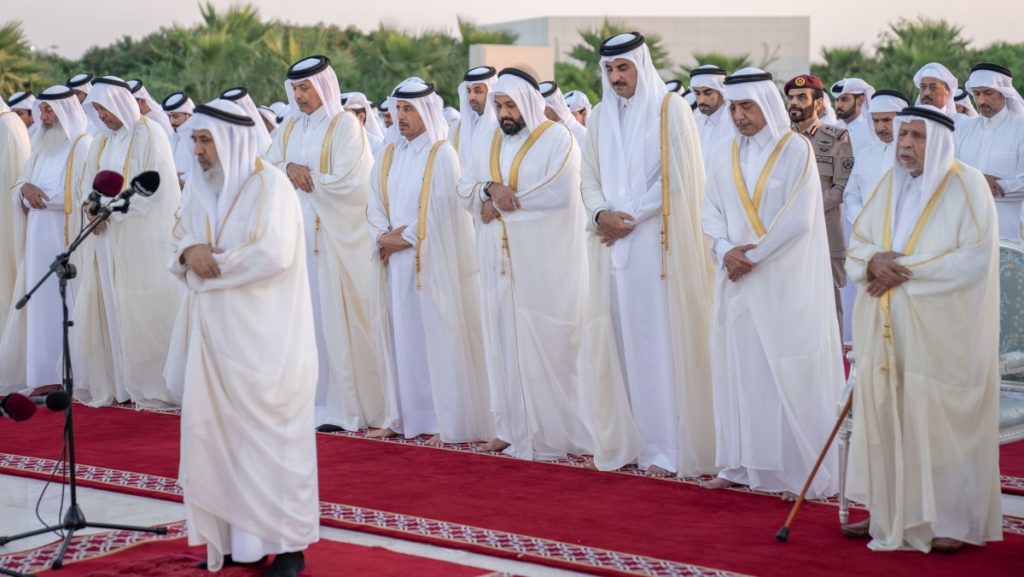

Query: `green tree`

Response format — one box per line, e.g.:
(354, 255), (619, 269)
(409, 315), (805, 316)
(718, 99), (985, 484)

(870, 17), (972, 96)
(554, 61), (598, 103)
(972, 41), (1024, 93)
(565, 19), (671, 96)
(0, 21), (43, 95)
(810, 45), (875, 86)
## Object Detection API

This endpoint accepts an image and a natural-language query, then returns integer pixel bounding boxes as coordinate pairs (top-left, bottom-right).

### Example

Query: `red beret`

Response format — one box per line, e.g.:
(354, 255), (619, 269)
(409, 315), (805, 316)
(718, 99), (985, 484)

(784, 74), (824, 93)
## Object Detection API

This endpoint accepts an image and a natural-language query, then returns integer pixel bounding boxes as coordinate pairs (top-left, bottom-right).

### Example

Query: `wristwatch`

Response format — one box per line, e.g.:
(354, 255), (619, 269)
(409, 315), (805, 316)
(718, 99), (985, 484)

(483, 181), (493, 198)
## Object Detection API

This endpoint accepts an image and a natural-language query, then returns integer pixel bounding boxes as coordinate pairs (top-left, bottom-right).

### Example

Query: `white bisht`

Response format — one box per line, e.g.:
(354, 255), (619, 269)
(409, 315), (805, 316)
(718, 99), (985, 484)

(846, 106), (1002, 552)
(701, 69), (844, 498)
(166, 100), (319, 570)
(0, 97), (30, 334)
(367, 80), (493, 442)
(459, 69), (595, 460)
(0, 86), (92, 392)
(580, 34), (716, 475)
(71, 76), (182, 408)
(265, 56), (382, 431)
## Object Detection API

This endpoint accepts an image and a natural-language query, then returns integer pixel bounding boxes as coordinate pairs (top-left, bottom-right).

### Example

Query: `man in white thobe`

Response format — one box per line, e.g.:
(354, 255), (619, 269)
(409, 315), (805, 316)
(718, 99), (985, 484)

(581, 32), (716, 477)
(0, 94), (31, 334)
(832, 78), (876, 155)
(258, 105), (279, 136)
(840, 90), (910, 341)
(71, 76), (182, 408)
(265, 55), (382, 432)
(161, 91), (196, 183)
(452, 66), (497, 163)
(700, 68), (844, 499)
(0, 86), (92, 395)
(565, 90), (592, 126)
(168, 99), (318, 577)
(843, 105), (1002, 553)
(126, 79), (174, 139)
(342, 92), (386, 155)
(914, 63), (968, 125)
(66, 73), (93, 104)
(956, 62), (1024, 240)
(689, 65), (731, 169)
(366, 79), (492, 445)
(379, 99), (393, 129)
(220, 87), (273, 154)
(459, 68), (594, 460)
(540, 81), (587, 146)
(7, 92), (36, 132)
(955, 86), (979, 118)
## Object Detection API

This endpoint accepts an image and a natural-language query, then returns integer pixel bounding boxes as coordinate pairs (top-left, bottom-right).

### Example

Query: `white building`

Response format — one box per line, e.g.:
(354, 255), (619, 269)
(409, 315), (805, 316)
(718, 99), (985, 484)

(481, 15), (810, 83)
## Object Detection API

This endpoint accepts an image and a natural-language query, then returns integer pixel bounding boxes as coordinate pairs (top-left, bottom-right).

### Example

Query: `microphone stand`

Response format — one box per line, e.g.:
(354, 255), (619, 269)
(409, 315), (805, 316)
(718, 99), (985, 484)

(0, 197), (167, 571)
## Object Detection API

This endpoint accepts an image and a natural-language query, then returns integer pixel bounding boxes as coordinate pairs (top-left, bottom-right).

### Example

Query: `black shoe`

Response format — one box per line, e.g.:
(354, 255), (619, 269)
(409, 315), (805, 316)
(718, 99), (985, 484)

(196, 554), (268, 570)
(316, 424), (344, 433)
(264, 552), (305, 577)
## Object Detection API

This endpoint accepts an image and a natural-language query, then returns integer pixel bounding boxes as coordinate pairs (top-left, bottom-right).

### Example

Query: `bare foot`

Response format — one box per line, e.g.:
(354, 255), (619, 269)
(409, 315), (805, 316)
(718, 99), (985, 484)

(780, 491), (799, 502)
(581, 458), (598, 470)
(841, 518), (871, 539)
(700, 477), (741, 490)
(425, 434), (443, 447)
(367, 428), (398, 439)
(28, 385), (63, 397)
(477, 438), (510, 453)
(645, 465), (674, 478)
(931, 537), (964, 553)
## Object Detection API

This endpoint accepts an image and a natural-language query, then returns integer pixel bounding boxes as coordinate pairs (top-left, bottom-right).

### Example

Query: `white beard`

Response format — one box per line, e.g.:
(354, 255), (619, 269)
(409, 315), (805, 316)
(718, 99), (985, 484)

(32, 125), (69, 156)
(201, 165), (224, 194)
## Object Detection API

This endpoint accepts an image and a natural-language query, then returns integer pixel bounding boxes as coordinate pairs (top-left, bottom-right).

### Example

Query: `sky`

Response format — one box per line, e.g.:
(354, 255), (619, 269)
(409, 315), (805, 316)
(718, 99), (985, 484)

(11, 0), (1024, 61)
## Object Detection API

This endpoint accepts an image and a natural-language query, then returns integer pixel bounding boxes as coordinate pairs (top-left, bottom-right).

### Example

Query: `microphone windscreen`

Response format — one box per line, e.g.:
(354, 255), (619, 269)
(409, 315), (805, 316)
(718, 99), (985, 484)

(93, 170), (125, 198)
(1, 393), (37, 421)
(45, 391), (70, 411)
(131, 171), (160, 196)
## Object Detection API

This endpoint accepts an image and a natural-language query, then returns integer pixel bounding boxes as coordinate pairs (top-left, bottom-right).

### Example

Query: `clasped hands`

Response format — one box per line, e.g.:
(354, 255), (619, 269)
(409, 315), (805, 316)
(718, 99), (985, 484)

(21, 183), (49, 211)
(724, 244), (757, 282)
(595, 210), (636, 246)
(479, 182), (520, 225)
(182, 244), (225, 279)
(378, 226), (413, 266)
(287, 163), (314, 193)
(865, 251), (911, 297)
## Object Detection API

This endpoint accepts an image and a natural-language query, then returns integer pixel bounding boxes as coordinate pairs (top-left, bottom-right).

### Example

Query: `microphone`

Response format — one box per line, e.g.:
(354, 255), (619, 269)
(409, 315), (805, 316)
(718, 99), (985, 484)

(33, 390), (71, 412)
(85, 170), (125, 216)
(128, 171), (160, 198)
(0, 393), (37, 421)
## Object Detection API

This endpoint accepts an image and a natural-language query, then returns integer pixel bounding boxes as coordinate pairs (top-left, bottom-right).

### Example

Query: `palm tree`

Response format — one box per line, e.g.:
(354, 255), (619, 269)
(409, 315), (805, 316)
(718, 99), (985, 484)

(0, 21), (42, 96)
(871, 18), (972, 97)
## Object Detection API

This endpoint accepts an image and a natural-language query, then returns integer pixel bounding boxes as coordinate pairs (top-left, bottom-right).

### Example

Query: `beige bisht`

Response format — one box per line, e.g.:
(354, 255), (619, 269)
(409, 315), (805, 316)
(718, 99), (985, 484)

(0, 101), (30, 332)
(581, 43), (717, 475)
(265, 56), (382, 431)
(847, 144), (1002, 551)
(167, 102), (319, 570)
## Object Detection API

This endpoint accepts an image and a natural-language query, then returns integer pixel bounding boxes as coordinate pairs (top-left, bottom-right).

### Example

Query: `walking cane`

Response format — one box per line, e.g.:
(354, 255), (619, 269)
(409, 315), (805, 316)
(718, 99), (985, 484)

(776, 393), (853, 542)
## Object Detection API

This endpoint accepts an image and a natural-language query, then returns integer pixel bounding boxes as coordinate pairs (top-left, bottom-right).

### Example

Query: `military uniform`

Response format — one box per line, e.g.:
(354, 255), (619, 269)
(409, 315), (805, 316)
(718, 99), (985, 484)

(786, 74), (855, 332)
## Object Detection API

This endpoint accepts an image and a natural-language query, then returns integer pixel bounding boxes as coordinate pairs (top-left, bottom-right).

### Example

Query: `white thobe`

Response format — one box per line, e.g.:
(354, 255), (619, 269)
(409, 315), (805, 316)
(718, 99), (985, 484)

(702, 128), (844, 498)
(168, 165), (319, 571)
(72, 119), (182, 408)
(840, 140), (894, 340)
(368, 135), (492, 441)
(144, 110), (174, 140)
(847, 162), (1002, 552)
(955, 107), (1024, 239)
(460, 123), (594, 460)
(0, 135), (90, 390)
(267, 108), (382, 430)
(838, 113), (873, 156)
(696, 106), (731, 169)
(0, 112), (30, 333)
(580, 95), (716, 475)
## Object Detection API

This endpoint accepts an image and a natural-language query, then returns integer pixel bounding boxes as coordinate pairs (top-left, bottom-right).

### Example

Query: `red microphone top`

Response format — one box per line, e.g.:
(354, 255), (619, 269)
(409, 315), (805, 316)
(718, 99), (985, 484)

(93, 170), (125, 198)
(1, 393), (37, 422)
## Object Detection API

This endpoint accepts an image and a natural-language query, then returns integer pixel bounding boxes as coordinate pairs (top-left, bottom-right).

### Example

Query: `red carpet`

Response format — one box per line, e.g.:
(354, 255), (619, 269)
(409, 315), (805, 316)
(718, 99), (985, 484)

(1, 406), (1022, 577)
(5, 524), (498, 576)
(1001, 442), (1024, 495)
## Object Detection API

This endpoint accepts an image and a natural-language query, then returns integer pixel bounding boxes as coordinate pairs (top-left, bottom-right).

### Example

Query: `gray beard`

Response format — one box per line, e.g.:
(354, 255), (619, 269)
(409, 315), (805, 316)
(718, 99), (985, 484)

(32, 126), (68, 157)
(201, 166), (225, 193)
